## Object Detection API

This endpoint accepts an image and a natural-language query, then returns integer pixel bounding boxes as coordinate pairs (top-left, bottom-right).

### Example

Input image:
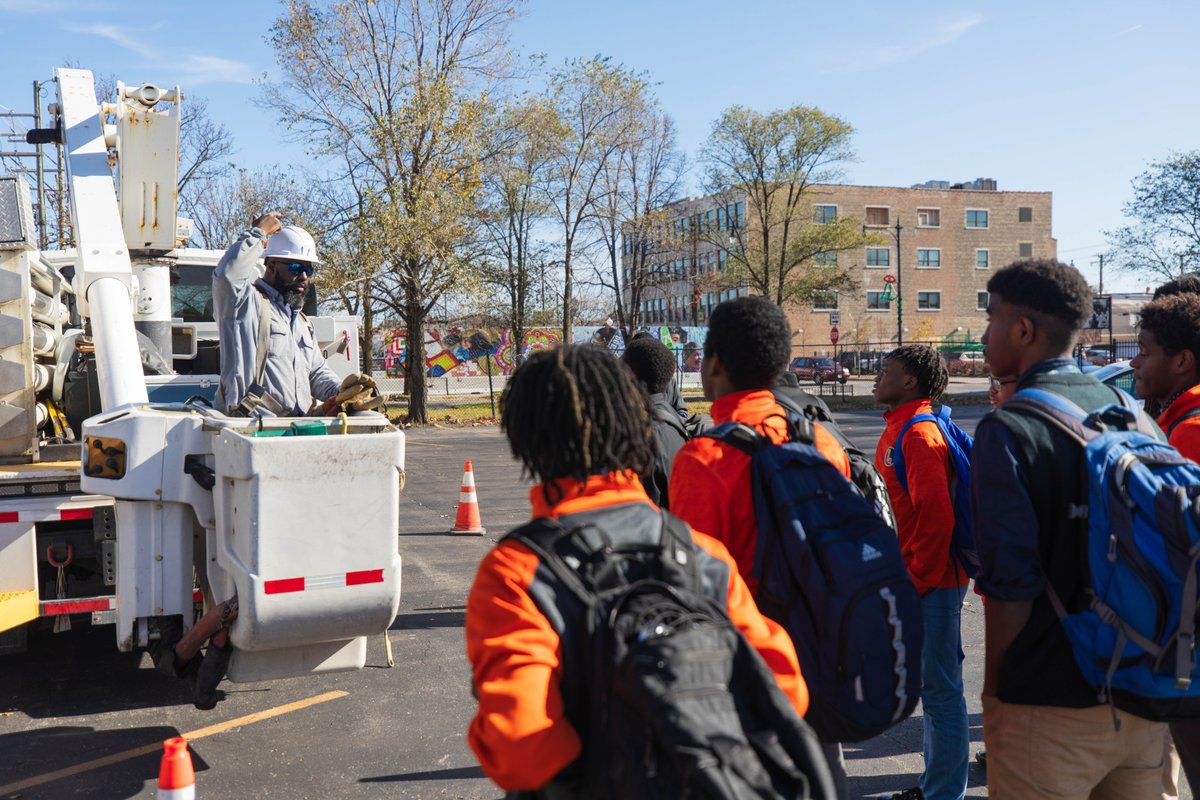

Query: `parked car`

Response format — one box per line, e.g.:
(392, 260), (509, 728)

(789, 356), (849, 385)
(1092, 359), (1138, 399)
(946, 349), (989, 377)
(1085, 347), (1114, 367)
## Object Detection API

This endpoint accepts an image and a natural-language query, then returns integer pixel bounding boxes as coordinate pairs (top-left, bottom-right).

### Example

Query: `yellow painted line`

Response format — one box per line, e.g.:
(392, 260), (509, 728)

(0, 690), (348, 795)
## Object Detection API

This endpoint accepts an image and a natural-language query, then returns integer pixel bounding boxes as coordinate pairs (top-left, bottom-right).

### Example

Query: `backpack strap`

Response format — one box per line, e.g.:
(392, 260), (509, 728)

(501, 517), (600, 611)
(1007, 386), (1158, 445)
(702, 421), (768, 454)
(502, 509), (702, 605)
(1168, 407), (1200, 438)
(893, 406), (952, 496)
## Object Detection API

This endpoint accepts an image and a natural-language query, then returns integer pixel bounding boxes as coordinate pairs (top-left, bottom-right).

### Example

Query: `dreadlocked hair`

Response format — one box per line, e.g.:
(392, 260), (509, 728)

(886, 344), (949, 403)
(500, 345), (655, 503)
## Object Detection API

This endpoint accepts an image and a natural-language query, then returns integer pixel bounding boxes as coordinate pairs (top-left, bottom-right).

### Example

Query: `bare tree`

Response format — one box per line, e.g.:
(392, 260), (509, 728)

(545, 57), (645, 340)
(1105, 152), (1200, 283)
(264, 0), (522, 423)
(590, 90), (686, 337)
(475, 96), (560, 360)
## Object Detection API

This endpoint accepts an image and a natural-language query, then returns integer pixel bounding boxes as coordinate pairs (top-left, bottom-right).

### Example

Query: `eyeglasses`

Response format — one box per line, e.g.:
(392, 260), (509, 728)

(283, 262), (314, 277)
(989, 377), (1017, 391)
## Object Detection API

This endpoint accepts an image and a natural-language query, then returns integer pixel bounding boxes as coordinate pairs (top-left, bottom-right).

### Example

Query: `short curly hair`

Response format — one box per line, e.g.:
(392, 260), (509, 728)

(885, 344), (949, 403)
(1139, 293), (1200, 367)
(987, 259), (1092, 348)
(622, 336), (677, 394)
(704, 296), (791, 389)
(1153, 273), (1200, 300)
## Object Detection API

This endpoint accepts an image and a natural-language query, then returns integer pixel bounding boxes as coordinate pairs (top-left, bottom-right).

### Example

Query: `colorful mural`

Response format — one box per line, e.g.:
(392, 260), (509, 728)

(379, 324), (707, 377)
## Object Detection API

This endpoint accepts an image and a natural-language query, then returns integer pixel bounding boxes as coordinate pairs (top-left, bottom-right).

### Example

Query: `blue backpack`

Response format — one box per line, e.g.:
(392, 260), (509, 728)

(892, 404), (979, 578)
(704, 414), (922, 742)
(1006, 387), (1200, 720)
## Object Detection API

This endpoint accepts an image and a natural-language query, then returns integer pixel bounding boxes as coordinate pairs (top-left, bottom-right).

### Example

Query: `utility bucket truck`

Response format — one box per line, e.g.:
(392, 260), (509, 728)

(0, 69), (403, 702)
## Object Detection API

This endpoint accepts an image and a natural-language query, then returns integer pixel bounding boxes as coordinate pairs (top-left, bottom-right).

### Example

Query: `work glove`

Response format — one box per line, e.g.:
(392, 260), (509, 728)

(317, 373), (383, 415)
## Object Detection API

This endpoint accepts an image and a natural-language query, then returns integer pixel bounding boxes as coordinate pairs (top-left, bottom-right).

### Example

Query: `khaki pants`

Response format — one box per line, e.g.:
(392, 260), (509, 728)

(982, 695), (1167, 799)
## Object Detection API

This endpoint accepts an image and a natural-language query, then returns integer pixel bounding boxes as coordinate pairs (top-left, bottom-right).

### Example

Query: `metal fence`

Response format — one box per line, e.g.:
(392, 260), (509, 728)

(375, 332), (1144, 424)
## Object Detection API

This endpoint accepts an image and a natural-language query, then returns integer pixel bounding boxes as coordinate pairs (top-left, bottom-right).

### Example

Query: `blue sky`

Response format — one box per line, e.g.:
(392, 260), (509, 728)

(1, 0), (1196, 293)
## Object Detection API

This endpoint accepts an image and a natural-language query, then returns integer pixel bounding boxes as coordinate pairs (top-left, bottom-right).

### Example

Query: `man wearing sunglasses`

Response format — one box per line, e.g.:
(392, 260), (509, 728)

(212, 211), (348, 416)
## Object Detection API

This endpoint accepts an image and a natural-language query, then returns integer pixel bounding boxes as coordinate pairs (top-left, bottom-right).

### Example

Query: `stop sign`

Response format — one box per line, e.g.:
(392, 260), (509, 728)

(830, 326), (839, 344)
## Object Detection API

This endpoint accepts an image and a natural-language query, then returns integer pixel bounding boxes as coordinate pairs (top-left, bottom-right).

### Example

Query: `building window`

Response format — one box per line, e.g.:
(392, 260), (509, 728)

(977, 291), (989, 310)
(865, 206), (889, 226)
(866, 247), (890, 267)
(1019, 242), (1033, 257)
(965, 209), (989, 229)
(813, 290), (838, 311)
(716, 207), (725, 231)
(917, 208), (940, 228)
(704, 210), (713, 232)
(1018, 207), (1033, 223)
(718, 249), (727, 271)
(813, 205), (837, 224)
(814, 251), (837, 267)
(976, 249), (989, 270)
(735, 202), (744, 228)
(916, 248), (941, 268)
(918, 291), (942, 310)
(867, 291), (891, 311)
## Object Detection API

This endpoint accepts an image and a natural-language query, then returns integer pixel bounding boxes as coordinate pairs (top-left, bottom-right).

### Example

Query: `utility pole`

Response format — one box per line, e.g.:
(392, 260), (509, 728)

(33, 80), (47, 250)
(1097, 254), (1104, 297)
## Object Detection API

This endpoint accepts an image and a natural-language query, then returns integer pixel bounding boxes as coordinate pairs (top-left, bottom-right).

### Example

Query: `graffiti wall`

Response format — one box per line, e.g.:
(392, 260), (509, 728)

(379, 325), (708, 377)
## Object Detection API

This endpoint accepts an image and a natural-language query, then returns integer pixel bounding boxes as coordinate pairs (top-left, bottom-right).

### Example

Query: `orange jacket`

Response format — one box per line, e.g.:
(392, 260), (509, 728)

(875, 398), (965, 595)
(1159, 385), (1200, 463)
(668, 389), (850, 593)
(464, 470), (808, 792)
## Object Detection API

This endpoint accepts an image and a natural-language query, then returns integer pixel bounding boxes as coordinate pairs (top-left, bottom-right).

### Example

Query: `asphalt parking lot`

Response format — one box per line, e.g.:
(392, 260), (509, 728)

(0, 407), (1188, 798)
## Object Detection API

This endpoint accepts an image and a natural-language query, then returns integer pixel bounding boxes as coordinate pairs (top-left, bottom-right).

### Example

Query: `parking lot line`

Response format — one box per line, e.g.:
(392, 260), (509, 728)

(0, 690), (348, 795)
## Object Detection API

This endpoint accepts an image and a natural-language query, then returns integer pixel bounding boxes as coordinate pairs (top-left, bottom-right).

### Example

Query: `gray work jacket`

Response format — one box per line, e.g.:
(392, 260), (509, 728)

(212, 228), (341, 415)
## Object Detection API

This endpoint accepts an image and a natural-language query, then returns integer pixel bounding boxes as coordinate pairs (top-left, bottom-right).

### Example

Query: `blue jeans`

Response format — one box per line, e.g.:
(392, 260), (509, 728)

(920, 585), (969, 800)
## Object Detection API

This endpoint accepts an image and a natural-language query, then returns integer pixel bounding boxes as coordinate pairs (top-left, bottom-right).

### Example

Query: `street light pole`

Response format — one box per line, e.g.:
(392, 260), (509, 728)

(894, 219), (903, 346)
(865, 218), (904, 346)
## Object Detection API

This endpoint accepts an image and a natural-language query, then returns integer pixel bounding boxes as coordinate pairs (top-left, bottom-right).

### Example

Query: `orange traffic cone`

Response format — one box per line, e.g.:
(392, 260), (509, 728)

(157, 737), (195, 799)
(449, 460), (486, 535)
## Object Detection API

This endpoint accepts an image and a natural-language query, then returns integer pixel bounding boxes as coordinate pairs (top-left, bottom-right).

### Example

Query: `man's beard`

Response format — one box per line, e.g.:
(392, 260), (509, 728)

(282, 287), (305, 310)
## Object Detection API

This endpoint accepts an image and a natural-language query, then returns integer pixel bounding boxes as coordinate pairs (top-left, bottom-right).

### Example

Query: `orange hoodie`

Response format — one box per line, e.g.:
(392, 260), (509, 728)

(464, 471), (808, 792)
(875, 398), (965, 595)
(668, 389), (850, 593)
(1159, 385), (1200, 463)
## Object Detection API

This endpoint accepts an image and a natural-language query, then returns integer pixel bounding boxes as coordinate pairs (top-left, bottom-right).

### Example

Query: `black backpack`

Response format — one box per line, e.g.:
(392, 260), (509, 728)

(771, 386), (898, 531)
(504, 509), (834, 800)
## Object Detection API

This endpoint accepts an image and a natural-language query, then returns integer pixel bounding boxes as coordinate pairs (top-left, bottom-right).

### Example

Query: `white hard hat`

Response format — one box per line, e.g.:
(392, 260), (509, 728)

(262, 225), (322, 265)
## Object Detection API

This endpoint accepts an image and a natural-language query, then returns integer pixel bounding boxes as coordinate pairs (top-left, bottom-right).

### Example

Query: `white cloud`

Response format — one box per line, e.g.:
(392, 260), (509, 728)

(62, 23), (255, 86)
(64, 23), (158, 59)
(821, 14), (983, 75)
(176, 55), (255, 86)
(0, 0), (103, 12)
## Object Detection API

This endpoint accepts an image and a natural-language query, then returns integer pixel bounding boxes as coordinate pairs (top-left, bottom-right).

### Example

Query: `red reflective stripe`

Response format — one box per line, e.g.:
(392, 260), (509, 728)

(60, 508), (93, 521)
(42, 598), (112, 615)
(264, 577), (305, 595)
(0, 512), (17, 523)
(345, 569), (384, 586)
(192, 589), (203, 603)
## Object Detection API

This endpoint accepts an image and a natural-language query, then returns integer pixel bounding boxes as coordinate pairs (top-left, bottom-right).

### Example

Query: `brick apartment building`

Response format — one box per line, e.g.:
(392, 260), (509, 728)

(623, 179), (1056, 350)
